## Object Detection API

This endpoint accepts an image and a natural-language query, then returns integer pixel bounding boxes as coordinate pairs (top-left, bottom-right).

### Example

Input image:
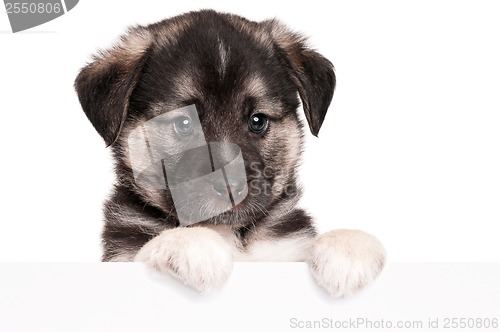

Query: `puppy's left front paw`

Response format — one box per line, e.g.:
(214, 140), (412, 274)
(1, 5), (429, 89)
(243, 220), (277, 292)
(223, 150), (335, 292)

(307, 229), (386, 297)
(134, 227), (234, 293)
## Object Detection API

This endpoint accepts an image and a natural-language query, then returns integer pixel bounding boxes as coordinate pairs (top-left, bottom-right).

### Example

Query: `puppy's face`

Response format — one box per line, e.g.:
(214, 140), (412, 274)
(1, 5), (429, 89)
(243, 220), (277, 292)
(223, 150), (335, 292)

(75, 10), (335, 227)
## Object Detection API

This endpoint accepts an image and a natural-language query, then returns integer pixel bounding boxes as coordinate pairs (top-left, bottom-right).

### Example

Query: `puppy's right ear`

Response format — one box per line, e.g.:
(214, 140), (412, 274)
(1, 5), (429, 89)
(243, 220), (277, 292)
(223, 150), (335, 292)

(261, 20), (335, 137)
(74, 26), (153, 147)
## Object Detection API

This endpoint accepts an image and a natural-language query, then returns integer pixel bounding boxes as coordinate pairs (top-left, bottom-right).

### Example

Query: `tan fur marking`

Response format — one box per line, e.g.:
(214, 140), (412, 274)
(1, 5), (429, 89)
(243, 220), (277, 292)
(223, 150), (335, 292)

(89, 25), (153, 73)
(152, 15), (196, 47)
(224, 14), (274, 49)
(246, 74), (267, 98)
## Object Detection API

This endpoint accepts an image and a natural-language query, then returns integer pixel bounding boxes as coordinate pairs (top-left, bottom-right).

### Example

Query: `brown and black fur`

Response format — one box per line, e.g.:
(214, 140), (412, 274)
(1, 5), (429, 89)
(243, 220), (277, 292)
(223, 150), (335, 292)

(75, 10), (335, 262)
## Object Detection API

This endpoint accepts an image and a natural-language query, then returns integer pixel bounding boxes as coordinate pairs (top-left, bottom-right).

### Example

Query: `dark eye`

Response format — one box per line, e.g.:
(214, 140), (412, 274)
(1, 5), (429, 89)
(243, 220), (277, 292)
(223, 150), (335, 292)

(248, 113), (269, 134)
(173, 116), (193, 136)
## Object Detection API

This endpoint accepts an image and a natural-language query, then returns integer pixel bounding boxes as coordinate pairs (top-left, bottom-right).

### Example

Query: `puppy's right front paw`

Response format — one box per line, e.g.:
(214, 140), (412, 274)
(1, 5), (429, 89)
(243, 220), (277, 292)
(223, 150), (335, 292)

(307, 229), (386, 297)
(135, 227), (234, 293)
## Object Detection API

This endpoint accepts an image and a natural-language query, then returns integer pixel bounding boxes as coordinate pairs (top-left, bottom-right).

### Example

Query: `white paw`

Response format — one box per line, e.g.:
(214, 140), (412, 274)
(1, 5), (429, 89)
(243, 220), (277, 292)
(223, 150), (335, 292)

(134, 227), (234, 293)
(307, 229), (386, 297)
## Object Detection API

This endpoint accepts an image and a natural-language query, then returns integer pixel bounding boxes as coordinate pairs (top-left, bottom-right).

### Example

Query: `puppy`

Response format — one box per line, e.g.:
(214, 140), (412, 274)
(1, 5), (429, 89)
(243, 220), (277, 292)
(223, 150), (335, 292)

(75, 9), (386, 297)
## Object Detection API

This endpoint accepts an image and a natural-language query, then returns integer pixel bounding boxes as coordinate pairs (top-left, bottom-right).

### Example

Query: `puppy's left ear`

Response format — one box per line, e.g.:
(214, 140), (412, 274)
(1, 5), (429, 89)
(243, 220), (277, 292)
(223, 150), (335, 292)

(74, 26), (153, 147)
(262, 20), (336, 136)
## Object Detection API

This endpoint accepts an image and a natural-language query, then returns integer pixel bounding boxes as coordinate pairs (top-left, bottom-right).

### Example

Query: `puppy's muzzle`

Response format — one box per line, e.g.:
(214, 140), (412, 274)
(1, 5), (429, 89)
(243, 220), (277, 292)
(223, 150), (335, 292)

(212, 177), (246, 197)
(166, 141), (248, 226)
(127, 104), (248, 226)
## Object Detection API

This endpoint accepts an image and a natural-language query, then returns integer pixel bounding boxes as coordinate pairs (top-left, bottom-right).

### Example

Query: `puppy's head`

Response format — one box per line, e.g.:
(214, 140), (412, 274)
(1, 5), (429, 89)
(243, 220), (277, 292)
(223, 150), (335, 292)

(75, 10), (335, 227)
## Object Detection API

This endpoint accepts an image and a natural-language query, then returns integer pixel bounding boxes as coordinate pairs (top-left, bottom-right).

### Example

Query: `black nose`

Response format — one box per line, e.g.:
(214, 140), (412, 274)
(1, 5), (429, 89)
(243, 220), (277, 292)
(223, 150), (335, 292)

(212, 177), (246, 197)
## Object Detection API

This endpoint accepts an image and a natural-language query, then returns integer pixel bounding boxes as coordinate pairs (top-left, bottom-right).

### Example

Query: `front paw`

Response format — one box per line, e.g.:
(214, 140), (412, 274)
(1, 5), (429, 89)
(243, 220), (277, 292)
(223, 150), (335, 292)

(307, 229), (386, 297)
(135, 227), (234, 293)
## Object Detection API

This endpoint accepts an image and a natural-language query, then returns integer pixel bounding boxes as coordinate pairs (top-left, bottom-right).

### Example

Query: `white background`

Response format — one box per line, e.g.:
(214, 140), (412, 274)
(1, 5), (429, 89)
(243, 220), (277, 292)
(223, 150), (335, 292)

(0, 0), (499, 262)
(2, 263), (500, 332)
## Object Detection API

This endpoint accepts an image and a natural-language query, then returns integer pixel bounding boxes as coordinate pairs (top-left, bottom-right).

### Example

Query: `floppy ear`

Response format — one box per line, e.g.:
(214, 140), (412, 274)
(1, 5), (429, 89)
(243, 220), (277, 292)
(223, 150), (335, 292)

(74, 26), (153, 147)
(262, 20), (336, 136)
